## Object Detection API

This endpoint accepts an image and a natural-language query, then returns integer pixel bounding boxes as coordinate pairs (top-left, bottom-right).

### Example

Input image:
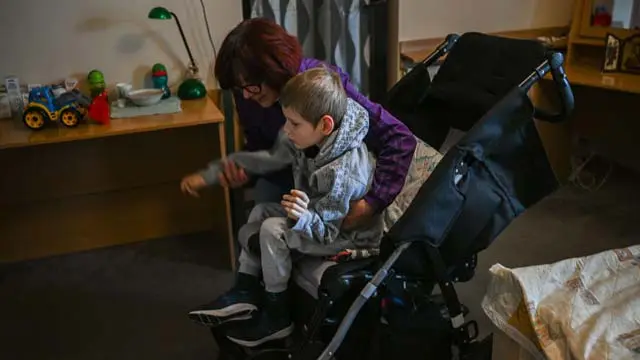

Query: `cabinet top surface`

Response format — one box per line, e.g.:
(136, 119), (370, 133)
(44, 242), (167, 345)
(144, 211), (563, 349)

(0, 97), (224, 149)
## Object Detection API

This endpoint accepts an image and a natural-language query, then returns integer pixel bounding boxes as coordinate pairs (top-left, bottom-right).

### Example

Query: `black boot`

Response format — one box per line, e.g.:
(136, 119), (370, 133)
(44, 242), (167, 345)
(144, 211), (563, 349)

(225, 290), (294, 347)
(188, 273), (262, 327)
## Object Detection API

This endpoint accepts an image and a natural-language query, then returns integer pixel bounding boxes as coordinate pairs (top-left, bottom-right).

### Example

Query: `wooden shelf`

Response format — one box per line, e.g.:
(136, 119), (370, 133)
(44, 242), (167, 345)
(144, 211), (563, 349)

(564, 63), (640, 94)
(571, 37), (607, 46)
(550, 0), (640, 95)
(0, 96), (224, 150)
(400, 26), (569, 62)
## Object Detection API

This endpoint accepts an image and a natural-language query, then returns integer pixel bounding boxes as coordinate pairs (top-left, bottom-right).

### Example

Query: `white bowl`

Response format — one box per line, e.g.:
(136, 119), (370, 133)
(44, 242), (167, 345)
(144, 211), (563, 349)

(127, 88), (164, 106)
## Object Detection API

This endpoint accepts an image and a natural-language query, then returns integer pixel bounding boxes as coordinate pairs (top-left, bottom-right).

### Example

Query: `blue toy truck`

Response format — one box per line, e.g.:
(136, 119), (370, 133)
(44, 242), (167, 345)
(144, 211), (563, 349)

(22, 86), (92, 130)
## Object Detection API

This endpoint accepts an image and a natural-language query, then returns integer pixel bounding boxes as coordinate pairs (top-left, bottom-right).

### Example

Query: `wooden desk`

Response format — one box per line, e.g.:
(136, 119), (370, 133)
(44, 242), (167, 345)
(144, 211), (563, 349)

(533, 61), (640, 182)
(562, 63), (640, 94)
(0, 97), (235, 266)
(400, 27), (568, 64)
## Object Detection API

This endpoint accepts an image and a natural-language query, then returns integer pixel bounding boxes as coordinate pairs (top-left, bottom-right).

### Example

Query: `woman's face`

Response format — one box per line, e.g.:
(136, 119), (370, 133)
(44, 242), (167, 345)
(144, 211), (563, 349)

(238, 82), (279, 108)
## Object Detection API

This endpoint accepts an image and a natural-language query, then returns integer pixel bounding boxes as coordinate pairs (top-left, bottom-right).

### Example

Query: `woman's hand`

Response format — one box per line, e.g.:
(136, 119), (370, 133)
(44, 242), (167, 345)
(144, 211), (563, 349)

(282, 190), (309, 221)
(181, 174), (206, 197)
(343, 199), (375, 230)
(219, 159), (249, 188)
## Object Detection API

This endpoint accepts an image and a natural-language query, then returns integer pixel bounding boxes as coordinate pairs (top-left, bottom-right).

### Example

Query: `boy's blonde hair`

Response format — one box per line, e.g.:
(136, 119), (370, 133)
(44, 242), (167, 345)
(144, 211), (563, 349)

(279, 66), (348, 126)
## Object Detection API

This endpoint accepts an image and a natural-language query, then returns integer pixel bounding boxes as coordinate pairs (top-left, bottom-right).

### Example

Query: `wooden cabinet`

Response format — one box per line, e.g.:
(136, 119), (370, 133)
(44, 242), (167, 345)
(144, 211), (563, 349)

(537, 0), (640, 179)
(0, 96), (235, 267)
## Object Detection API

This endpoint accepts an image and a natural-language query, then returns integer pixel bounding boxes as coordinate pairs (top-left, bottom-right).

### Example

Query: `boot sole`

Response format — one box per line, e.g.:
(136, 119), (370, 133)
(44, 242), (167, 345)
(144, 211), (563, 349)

(189, 303), (258, 327)
(226, 324), (294, 348)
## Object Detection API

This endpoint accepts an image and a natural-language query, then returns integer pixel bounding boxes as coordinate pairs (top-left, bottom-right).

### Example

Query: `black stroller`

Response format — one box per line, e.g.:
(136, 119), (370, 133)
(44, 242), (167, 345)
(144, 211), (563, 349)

(210, 32), (575, 360)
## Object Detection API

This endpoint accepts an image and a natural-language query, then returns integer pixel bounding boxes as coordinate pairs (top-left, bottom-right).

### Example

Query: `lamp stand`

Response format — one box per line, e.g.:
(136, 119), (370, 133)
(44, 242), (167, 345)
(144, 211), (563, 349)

(170, 11), (206, 100)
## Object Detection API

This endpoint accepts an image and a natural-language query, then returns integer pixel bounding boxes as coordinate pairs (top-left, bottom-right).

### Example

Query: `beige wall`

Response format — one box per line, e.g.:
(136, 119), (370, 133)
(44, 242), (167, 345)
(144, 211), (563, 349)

(0, 0), (575, 88)
(399, 0), (575, 41)
(0, 0), (242, 89)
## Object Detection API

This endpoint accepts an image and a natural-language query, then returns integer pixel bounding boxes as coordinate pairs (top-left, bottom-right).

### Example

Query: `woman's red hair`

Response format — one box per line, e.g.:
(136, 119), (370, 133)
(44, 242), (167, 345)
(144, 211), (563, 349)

(215, 18), (303, 92)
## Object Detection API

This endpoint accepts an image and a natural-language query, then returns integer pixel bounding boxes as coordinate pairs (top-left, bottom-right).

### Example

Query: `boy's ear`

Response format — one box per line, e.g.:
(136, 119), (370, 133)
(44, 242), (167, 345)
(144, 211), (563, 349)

(318, 115), (335, 135)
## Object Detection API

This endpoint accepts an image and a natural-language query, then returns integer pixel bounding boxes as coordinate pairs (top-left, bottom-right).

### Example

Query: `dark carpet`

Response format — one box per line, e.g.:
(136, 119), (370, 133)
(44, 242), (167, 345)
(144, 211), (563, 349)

(1, 166), (639, 360)
(0, 233), (233, 360)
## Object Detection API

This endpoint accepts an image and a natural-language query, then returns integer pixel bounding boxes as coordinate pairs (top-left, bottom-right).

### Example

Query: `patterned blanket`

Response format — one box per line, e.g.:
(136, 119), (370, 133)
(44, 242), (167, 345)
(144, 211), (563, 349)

(382, 137), (443, 233)
(482, 245), (640, 359)
(328, 137), (443, 262)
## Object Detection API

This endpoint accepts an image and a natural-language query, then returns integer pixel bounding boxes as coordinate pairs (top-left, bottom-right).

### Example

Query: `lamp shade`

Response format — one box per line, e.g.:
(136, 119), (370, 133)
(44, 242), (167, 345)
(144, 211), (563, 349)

(148, 7), (172, 20)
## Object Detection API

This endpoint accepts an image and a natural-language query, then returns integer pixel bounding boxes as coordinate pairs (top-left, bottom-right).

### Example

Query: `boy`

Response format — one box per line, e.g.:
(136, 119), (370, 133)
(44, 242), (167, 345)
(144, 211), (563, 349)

(180, 67), (382, 347)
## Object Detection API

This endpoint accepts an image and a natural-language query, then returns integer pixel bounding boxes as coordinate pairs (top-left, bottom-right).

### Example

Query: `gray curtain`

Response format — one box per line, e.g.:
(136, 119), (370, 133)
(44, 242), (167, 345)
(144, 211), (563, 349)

(246, 0), (371, 96)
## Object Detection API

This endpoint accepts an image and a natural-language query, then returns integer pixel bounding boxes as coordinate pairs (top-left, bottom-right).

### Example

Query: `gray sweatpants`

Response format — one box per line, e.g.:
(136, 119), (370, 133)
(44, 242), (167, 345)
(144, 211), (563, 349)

(237, 203), (342, 293)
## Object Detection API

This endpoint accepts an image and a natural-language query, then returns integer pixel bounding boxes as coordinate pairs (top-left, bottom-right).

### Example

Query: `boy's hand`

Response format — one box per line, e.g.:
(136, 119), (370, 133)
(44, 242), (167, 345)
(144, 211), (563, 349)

(181, 174), (206, 197)
(282, 190), (309, 221)
(219, 159), (249, 188)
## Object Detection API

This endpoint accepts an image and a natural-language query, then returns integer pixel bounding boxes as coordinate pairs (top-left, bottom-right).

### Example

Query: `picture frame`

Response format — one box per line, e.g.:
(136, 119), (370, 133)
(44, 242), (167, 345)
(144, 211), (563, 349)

(620, 33), (640, 74)
(602, 32), (622, 72)
(602, 32), (640, 74)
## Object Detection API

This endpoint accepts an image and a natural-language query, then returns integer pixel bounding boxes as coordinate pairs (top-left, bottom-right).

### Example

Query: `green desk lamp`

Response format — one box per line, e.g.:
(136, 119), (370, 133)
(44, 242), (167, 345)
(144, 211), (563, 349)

(148, 6), (206, 100)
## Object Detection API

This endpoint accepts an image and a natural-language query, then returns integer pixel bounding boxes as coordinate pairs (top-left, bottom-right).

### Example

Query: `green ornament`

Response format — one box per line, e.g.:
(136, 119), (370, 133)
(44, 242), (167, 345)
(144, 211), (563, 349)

(88, 70), (105, 86)
(152, 63), (167, 74)
(87, 69), (106, 98)
(151, 63), (171, 99)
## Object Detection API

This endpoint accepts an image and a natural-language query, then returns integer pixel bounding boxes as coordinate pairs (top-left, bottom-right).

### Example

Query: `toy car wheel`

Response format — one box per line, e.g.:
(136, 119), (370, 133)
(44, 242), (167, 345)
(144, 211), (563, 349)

(60, 108), (81, 127)
(22, 108), (48, 130)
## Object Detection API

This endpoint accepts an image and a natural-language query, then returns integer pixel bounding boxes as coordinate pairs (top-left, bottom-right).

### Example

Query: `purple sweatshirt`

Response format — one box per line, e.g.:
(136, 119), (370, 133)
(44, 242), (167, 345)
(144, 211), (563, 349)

(233, 58), (417, 212)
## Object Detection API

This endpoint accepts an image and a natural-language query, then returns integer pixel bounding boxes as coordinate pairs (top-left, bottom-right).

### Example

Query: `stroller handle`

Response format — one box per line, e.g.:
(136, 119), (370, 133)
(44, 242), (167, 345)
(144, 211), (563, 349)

(519, 51), (575, 123)
(420, 34), (460, 68)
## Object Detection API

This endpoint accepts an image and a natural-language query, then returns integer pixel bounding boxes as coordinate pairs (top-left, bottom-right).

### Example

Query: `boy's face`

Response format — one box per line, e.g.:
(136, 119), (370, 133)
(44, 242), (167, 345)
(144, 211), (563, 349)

(282, 107), (335, 149)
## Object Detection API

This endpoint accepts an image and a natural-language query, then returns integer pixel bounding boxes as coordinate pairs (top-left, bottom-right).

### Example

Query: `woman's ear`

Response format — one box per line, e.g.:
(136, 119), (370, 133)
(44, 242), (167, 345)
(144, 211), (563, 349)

(319, 115), (335, 135)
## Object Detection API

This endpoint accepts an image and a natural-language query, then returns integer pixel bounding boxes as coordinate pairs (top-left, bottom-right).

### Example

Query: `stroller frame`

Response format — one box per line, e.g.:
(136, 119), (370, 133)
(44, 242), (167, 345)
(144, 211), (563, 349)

(210, 33), (575, 360)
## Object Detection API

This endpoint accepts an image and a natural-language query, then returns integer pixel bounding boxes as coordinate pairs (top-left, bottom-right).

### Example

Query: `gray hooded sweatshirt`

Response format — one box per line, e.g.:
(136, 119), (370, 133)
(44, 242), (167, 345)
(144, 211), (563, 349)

(199, 98), (382, 252)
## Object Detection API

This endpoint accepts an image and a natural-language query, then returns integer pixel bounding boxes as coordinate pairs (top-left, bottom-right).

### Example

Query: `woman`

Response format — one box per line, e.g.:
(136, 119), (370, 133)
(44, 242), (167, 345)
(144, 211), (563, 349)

(215, 18), (416, 228)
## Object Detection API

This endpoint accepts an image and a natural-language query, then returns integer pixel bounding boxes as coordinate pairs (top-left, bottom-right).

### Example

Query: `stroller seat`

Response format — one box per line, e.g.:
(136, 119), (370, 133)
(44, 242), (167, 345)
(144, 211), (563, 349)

(292, 250), (477, 302)
(212, 32), (575, 360)
(243, 233), (375, 301)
